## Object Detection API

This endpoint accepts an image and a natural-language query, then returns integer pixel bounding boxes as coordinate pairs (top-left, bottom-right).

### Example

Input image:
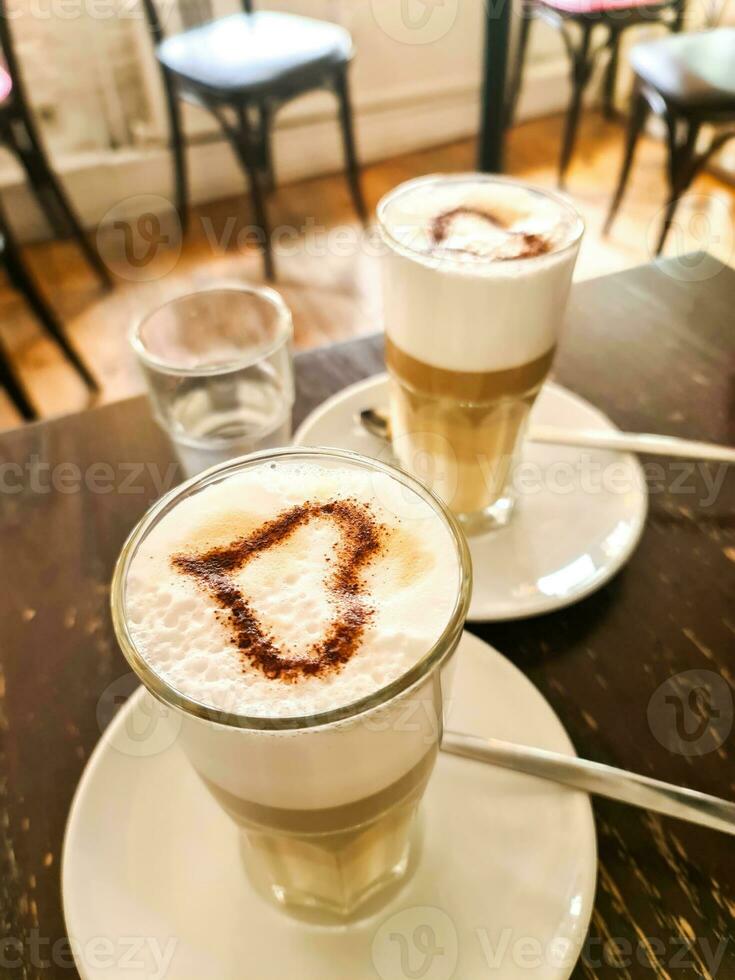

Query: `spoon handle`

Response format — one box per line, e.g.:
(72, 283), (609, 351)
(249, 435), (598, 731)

(442, 730), (735, 836)
(359, 409), (735, 464)
(529, 425), (735, 463)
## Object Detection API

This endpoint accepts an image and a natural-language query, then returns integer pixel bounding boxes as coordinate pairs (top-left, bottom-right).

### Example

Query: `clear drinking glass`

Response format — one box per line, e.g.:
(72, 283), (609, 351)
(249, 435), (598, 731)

(377, 174), (584, 534)
(131, 286), (294, 478)
(110, 447), (472, 921)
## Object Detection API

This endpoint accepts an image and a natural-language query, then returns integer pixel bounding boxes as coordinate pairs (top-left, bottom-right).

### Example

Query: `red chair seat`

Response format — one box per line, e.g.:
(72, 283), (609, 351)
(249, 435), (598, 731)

(0, 66), (12, 105)
(538, 0), (671, 14)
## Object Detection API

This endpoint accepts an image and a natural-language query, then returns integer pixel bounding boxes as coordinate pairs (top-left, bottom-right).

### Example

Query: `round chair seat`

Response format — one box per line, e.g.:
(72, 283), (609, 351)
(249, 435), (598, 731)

(537, 0), (672, 15)
(630, 28), (735, 111)
(158, 11), (353, 97)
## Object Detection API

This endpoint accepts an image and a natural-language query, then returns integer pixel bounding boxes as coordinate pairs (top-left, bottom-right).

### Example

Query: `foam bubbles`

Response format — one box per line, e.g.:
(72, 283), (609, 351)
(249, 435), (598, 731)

(125, 459), (460, 719)
(381, 178), (579, 264)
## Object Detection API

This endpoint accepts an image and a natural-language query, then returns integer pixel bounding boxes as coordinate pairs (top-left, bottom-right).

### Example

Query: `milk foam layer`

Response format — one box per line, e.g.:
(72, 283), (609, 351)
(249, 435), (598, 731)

(125, 459), (460, 720)
(383, 179), (576, 260)
(379, 175), (583, 373)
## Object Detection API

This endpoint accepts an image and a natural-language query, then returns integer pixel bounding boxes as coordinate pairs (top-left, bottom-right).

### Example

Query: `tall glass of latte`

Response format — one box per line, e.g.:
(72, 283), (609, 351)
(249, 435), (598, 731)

(378, 174), (584, 533)
(111, 447), (471, 920)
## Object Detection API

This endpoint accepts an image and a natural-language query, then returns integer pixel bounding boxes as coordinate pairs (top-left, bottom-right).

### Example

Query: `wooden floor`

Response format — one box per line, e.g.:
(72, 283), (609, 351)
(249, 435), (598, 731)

(1, 109), (734, 430)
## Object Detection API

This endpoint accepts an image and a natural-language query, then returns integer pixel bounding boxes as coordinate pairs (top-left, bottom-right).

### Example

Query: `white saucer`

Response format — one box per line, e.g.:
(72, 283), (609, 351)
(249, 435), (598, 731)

(294, 374), (648, 622)
(63, 632), (596, 980)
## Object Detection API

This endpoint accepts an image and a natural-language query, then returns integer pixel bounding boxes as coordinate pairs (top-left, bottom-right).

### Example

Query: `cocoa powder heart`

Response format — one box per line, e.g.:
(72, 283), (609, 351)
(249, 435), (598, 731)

(173, 499), (384, 682)
(430, 206), (550, 258)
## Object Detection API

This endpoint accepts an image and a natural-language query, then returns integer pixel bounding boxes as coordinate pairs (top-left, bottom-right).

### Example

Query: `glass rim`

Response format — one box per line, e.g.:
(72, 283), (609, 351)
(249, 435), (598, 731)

(110, 446), (472, 732)
(376, 172), (585, 268)
(129, 283), (293, 377)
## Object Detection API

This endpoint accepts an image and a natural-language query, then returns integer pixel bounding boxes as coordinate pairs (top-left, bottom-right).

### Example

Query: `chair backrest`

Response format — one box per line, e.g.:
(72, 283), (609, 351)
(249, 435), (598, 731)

(141, 0), (254, 43)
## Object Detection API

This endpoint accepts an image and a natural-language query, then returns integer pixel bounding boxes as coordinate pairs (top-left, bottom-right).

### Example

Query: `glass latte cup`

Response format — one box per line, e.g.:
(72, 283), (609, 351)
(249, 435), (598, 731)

(377, 174), (584, 534)
(111, 447), (471, 920)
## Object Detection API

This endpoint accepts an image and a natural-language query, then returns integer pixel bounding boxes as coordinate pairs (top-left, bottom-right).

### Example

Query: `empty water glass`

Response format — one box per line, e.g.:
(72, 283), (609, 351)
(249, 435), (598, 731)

(132, 286), (294, 477)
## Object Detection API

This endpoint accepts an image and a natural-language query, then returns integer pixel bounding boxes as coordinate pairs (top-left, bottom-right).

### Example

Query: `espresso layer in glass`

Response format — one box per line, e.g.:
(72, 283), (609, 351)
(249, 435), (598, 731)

(386, 337), (553, 515)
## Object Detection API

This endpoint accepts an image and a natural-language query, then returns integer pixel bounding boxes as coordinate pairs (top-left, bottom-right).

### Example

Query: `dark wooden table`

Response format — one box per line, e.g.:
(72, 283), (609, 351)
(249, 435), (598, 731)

(1, 255), (734, 978)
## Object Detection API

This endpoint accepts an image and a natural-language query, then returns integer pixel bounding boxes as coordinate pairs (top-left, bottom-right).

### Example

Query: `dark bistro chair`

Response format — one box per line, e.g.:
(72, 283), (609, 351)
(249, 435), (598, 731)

(506, 0), (686, 185)
(141, 0), (367, 279)
(604, 28), (735, 253)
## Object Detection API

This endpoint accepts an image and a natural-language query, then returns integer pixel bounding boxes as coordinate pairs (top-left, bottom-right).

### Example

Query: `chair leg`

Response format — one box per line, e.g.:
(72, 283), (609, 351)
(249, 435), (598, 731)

(334, 68), (367, 224)
(603, 88), (649, 235)
(559, 23), (592, 188)
(258, 103), (275, 193)
(11, 111), (113, 290)
(6, 121), (69, 239)
(1, 215), (98, 393)
(602, 31), (620, 121)
(226, 106), (275, 280)
(671, 0), (686, 32)
(505, 4), (533, 128)
(656, 116), (700, 255)
(0, 339), (36, 420)
(160, 71), (189, 235)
